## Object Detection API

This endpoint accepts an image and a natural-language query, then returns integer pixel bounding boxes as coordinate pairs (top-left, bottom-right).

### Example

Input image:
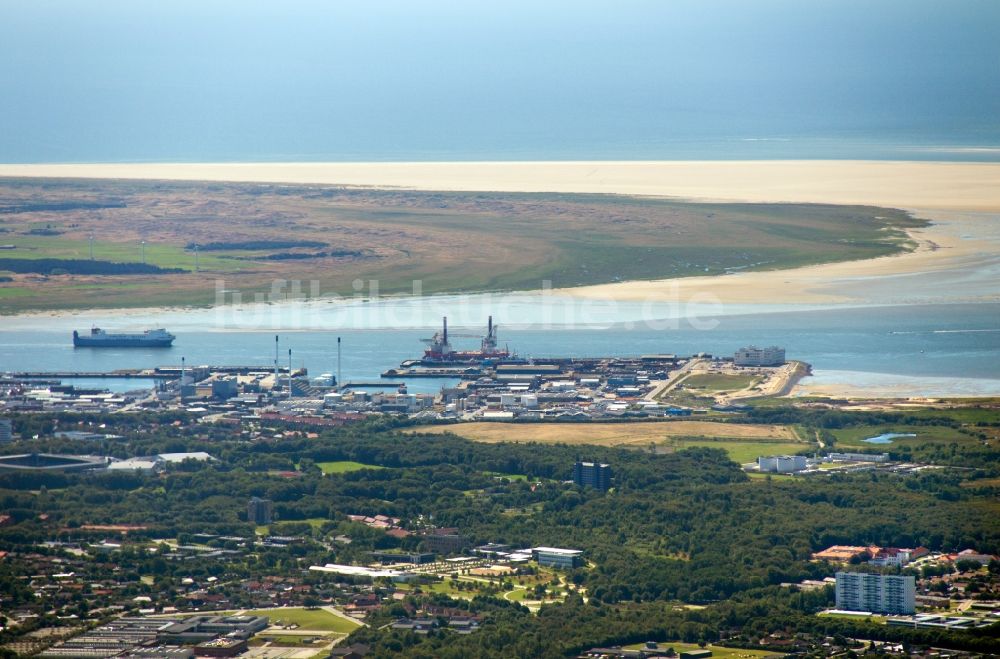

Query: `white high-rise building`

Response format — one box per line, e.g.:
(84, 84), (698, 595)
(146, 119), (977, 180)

(734, 346), (786, 366)
(835, 572), (915, 614)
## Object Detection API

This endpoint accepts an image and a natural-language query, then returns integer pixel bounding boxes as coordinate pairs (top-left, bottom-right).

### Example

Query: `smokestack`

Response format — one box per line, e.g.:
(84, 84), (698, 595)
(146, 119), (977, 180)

(337, 337), (342, 390)
(274, 335), (279, 390)
(288, 348), (292, 397)
(488, 315), (493, 336)
(180, 356), (185, 403)
(443, 316), (448, 345)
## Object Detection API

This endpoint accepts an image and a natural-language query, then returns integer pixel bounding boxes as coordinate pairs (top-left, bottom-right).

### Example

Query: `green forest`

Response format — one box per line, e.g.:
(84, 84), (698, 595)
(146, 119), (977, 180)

(0, 412), (998, 656)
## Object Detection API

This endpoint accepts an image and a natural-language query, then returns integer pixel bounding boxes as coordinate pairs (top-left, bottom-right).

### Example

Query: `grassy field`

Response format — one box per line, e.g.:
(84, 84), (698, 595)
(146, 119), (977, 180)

(412, 422), (810, 463)
(0, 177), (925, 312)
(899, 405), (1000, 424)
(412, 421), (800, 445)
(484, 470), (530, 481)
(401, 579), (490, 600)
(316, 460), (384, 474)
(681, 373), (762, 392)
(830, 425), (971, 450)
(240, 607), (361, 633)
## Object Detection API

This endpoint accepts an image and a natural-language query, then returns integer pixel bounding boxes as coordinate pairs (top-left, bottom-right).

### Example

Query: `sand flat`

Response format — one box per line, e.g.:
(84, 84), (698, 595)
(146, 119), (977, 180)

(1, 160), (998, 210)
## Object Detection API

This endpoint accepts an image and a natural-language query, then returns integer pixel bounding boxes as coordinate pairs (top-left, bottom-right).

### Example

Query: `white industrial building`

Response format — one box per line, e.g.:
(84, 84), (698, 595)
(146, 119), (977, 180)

(734, 346), (786, 366)
(835, 572), (916, 614)
(758, 454), (807, 473)
(308, 563), (417, 582)
(828, 452), (890, 463)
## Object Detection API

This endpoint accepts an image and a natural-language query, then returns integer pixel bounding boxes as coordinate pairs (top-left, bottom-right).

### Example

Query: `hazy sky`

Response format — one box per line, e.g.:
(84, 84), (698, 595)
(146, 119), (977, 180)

(1, 0), (998, 161)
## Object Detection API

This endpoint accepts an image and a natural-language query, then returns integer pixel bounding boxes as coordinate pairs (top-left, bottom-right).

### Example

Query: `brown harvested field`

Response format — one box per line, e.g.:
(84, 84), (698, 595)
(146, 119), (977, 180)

(407, 421), (800, 447)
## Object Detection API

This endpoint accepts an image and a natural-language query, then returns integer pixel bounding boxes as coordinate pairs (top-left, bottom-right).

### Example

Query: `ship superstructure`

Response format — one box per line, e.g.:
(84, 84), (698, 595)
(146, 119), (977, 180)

(420, 316), (512, 364)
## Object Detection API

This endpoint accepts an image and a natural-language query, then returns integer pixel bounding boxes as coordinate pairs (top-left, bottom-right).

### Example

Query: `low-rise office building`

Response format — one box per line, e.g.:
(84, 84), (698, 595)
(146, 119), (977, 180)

(532, 546), (584, 569)
(828, 452), (890, 463)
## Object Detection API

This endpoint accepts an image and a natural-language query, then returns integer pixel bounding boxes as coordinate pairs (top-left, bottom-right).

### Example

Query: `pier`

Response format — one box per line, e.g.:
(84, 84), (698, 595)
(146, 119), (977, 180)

(342, 381), (406, 389)
(5, 364), (296, 381)
(6, 370), (163, 380)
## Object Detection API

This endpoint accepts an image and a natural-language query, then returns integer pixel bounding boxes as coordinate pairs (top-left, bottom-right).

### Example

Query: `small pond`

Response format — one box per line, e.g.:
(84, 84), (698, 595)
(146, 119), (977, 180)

(863, 432), (916, 444)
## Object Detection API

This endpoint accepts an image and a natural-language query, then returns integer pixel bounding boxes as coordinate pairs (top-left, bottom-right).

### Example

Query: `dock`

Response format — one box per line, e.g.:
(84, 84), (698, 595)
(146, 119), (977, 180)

(342, 381), (406, 389)
(381, 368), (482, 378)
(6, 370), (163, 380)
(5, 364), (296, 381)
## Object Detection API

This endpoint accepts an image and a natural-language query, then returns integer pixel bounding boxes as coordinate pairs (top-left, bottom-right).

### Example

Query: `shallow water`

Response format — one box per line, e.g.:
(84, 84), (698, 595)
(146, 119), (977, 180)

(863, 433), (917, 444)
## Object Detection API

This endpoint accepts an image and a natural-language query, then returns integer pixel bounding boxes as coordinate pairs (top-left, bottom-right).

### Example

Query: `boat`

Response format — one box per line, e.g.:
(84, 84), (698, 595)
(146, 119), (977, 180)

(73, 327), (175, 348)
(418, 316), (516, 365)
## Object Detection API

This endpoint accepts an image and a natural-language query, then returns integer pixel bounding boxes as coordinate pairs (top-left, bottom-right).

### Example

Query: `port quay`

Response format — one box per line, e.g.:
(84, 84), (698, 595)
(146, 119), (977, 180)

(1, 316), (802, 421)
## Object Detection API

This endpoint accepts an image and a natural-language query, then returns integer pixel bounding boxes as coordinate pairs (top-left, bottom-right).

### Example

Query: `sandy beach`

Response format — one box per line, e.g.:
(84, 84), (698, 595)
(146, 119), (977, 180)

(1, 160), (998, 210)
(562, 208), (1000, 305)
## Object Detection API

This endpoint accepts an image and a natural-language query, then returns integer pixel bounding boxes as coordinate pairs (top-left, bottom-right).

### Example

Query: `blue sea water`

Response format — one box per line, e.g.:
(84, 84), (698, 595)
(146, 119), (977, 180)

(2, 303), (998, 396)
(0, 0), (998, 164)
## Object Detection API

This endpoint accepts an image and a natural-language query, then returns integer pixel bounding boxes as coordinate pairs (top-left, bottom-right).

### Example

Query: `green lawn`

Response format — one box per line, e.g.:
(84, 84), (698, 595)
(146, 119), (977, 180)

(682, 373), (762, 392)
(257, 517), (330, 535)
(0, 234), (246, 272)
(504, 588), (534, 602)
(818, 611), (887, 624)
(316, 460), (385, 474)
(830, 425), (969, 449)
(0, 287), (33, 299)
(241, 607), (361, 633)
(484, 471), (530, 481)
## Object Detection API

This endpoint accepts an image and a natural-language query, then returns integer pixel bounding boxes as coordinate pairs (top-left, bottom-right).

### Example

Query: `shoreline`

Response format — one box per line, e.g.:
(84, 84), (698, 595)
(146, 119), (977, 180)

(1, 159), (999, 210)
(1, 160), (998, 399)
(560, 207), (1000, 305)
(791, 371), (1000, 400)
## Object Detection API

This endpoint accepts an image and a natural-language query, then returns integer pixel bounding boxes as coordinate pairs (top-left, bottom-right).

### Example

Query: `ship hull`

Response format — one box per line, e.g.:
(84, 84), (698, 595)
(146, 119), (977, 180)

(73, 328), (175, 348)
(73, 337), (174, 348)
